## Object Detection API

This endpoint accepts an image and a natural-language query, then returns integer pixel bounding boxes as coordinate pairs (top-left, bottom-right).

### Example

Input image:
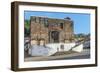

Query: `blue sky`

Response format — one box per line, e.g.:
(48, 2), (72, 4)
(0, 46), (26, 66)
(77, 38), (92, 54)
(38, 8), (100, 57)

(24, 11), (90, 34)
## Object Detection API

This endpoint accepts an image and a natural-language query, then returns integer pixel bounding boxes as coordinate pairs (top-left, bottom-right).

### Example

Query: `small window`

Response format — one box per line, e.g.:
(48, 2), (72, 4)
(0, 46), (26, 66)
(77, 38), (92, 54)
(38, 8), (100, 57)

(60, 23), (63, 29)
(31, 17), (36, 22)
(36, 17), (39, 23)
(44, 18), (48, 27)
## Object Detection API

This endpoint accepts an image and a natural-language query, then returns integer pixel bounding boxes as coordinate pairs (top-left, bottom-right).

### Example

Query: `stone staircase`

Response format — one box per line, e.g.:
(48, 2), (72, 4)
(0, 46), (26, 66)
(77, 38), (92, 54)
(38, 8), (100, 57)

(51, 51), (77, 56)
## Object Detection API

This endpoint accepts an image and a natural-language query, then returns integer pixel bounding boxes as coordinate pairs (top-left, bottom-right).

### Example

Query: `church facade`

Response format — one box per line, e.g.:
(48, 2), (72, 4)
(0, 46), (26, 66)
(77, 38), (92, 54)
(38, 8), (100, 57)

(30, 16), (74, 45)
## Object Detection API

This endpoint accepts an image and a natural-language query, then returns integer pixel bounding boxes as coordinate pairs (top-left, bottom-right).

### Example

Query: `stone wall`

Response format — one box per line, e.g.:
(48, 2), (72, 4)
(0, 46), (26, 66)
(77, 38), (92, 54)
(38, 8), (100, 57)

(30, 16), (74, 45)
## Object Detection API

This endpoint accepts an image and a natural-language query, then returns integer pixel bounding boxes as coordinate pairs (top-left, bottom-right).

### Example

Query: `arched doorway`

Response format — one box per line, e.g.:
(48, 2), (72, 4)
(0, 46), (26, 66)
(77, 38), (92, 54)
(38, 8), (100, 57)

(50, 31), (59, 43)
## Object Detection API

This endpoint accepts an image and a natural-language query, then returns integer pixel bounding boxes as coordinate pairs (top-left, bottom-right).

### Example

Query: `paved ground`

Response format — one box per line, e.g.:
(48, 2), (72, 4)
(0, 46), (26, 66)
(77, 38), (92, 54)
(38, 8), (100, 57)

(24, 49), (90, 62)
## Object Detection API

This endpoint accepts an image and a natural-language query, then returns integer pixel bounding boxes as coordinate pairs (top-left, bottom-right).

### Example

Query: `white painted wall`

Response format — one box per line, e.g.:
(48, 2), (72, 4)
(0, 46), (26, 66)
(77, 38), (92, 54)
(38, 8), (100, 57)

(29, 43), (83, 56)
(29, 45), (49, 56)
(46, 43), (76, 52)
(72, 44), (83, 52)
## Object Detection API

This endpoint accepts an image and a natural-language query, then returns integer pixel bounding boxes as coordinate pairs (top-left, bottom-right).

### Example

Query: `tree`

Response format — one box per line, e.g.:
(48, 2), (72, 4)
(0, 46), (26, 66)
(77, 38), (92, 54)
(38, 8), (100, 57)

(24, 20), (30, 37)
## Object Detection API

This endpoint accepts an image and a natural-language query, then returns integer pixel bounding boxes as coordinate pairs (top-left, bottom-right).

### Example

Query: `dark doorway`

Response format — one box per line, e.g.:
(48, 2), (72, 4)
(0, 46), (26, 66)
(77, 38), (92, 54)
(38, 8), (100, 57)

(60, 23), (63, 29)
(51, 31), (59, 43)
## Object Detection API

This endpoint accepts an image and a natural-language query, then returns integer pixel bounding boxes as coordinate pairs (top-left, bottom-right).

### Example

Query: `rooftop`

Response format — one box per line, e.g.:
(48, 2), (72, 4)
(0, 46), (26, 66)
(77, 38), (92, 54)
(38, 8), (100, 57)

(31, 16), (72, 21)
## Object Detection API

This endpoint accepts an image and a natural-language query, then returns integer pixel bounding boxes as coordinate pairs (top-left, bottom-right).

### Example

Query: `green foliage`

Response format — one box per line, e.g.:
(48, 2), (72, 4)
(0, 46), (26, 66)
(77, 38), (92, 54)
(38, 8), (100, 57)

(25, 20), (30, 30)
(24, 20), (30, 37)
